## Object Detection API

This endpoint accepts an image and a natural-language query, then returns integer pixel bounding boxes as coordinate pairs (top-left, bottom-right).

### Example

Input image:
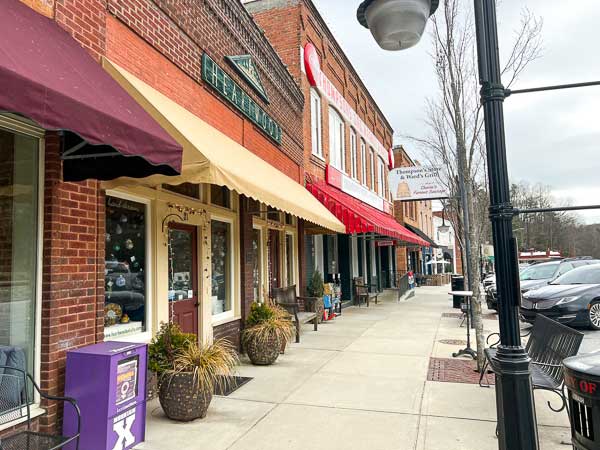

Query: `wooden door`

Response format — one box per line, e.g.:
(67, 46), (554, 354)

(168, 223), (199, 336)
(268, 229), (281, 295)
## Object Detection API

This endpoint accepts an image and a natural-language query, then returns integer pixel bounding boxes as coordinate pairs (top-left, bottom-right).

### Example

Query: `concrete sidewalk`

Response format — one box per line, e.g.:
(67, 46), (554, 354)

(137, 286), (571, 450)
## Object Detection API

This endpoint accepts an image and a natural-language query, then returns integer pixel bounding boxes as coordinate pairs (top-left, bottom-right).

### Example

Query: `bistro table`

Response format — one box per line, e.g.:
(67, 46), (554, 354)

(448, 290), (477, 359)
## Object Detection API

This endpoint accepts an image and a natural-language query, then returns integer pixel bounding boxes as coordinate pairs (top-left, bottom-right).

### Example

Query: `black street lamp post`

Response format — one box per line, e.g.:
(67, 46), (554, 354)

(357, 0), (539, 448)
(473, 1), (539, 448)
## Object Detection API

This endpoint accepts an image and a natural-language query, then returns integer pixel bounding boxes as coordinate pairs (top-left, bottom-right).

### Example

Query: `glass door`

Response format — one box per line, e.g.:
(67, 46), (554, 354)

(168, 224), (198, 336)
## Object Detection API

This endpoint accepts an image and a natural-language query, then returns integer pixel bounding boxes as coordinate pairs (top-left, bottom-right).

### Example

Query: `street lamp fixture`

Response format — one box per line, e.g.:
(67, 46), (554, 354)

(438, 208), (450, 233)
(357, 0), (439, 51)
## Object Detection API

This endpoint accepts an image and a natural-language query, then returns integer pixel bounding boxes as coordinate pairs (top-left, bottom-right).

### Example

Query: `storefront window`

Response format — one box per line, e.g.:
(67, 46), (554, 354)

(163, 182), (201, 199)
(285, 233), (294, 286)
(0, 125), (39, 385)
(211, 185), (230, 209)
(211, 220), (232, 316)
(104, 196), (147, 339)
(251, 228), (262, 302)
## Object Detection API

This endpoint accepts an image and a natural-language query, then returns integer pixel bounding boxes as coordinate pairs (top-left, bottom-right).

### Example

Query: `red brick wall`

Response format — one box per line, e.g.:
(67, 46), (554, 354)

(105, 0), (304, 180)
(247, 0), (394, 188)
(105, 15), (303, 183)
(213, 320), (241, 352)
(40, 133), (105, 432)
(55, 0), (107, 61)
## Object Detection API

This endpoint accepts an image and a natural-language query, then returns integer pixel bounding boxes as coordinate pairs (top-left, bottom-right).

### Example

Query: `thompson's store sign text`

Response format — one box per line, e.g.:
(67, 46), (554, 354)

(389, 166), (448, 201)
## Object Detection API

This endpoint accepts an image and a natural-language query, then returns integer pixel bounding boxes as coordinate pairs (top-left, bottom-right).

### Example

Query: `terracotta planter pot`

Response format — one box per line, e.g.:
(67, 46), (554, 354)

(245, 334), (281, 365)
(158, 372), (213, 422)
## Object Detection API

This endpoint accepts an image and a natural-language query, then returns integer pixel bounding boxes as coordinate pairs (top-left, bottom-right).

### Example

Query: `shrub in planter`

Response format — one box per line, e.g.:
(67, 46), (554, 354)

(149, 322), (238, 421)
(307, 270), (325, 323)
(242, 302), (295, 365)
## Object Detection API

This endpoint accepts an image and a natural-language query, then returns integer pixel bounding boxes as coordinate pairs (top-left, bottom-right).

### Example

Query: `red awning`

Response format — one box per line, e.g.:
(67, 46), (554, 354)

(0, 0), (182, 181)
(306, 178), (430, 247)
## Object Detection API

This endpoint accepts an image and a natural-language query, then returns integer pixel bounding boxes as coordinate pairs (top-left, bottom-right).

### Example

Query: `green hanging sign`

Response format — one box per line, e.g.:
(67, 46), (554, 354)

(202, 53), (282, 144)
(226, 55), (270, 103)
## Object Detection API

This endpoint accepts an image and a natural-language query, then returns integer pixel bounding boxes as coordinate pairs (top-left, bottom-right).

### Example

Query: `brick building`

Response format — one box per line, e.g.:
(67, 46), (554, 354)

(0, 0), (344, 438)
(245, 0), (427, 301)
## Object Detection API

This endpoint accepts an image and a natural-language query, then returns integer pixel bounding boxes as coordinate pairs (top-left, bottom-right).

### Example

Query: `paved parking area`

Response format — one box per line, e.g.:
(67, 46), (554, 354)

(138, 286), (575, 450)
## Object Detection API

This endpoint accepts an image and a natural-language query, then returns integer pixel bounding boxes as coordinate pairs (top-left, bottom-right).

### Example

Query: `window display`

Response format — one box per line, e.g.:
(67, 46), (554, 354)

(286, 234), (294, 285)
(0, 125), (39, 394)
(210, 185), (230, 209)
(104, 196), (147, 338)
(211, 220), (231, 316)
(251, 228), (262, 302)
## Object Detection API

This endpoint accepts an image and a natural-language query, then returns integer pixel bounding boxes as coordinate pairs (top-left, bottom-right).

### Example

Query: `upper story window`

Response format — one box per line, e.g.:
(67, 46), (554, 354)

(369, 148), (375, 191)
(329, 108), (345, 171)
(310, 88), (323, 158)
(377, 156), (386, 197)
(360, 139), (367, 185)
(350, 129), (357, 179)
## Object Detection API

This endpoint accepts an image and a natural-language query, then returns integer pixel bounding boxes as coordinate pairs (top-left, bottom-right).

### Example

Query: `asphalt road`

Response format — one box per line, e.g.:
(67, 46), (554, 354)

(580, 329), (600, 354)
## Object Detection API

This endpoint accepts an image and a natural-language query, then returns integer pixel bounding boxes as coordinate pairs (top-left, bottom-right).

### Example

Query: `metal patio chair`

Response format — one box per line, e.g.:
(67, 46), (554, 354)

(0, 365), (81, 450)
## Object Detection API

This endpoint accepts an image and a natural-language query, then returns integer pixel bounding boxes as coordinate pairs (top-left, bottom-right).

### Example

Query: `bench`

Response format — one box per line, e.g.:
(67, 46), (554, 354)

(353, 277), (378, 307)
(272, 285), (318, 343)
(480, 314), (584, 414)
(0, 363), (81, 449)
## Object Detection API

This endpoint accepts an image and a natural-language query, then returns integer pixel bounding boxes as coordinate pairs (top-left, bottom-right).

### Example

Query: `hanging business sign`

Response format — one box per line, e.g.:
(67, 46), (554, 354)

(389, 166), (449, 201)
(376, 240), (395, 247)
(302, 43), (393, 168)
(202, 53), (282, 144)
(326, 165), (392, 213)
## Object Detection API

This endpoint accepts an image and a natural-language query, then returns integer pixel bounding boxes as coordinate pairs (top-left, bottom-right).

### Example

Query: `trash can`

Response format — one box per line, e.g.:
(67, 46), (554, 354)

(563, 352), (600, 450)
(451, 276), (465, 309)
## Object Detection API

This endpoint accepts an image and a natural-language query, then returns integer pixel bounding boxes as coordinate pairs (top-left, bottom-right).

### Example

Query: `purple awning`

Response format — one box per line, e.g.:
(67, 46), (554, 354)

(0, 0), (182, 181)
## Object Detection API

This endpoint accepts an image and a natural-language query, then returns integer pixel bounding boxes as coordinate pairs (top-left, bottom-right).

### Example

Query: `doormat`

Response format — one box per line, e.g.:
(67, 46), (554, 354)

(214, 376), (253, 396)
(442, 312), (462, 319)
(427, 357), (495, 385)
(442, 312), (498, 320)
(438, 339), (467, 345)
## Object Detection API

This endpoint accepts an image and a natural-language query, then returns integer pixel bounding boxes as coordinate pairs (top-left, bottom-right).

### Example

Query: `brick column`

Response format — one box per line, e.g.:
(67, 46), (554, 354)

(39, 133), (105, 433)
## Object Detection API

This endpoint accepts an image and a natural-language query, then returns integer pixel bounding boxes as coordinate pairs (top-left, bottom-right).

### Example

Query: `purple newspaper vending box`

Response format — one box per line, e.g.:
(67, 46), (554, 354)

(63, 341), (147, 450)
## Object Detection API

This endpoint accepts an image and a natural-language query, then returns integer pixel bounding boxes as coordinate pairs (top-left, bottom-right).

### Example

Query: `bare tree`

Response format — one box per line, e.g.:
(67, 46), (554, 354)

(410, 0), (542, 370)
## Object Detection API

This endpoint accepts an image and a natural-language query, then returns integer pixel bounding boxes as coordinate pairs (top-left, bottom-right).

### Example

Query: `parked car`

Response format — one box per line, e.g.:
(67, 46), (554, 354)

(520, 258), (598, 294)
(485, 258), (599, 311)
(520, 263), (600, 330)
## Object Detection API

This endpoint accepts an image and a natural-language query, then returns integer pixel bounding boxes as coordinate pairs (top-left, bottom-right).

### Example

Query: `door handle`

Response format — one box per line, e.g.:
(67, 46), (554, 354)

(194, 302), (199, 307)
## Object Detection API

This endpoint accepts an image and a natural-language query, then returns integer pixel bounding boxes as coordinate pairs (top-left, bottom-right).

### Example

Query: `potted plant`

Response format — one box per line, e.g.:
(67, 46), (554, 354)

(149, 322), (238, 421)
(242, 301), (295, 365)
(307, 270), (325, 322)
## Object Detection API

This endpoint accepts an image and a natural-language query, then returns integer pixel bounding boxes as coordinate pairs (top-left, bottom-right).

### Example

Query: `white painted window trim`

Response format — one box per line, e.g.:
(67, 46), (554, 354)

(253, 224), (265, 303)
(0, 115), (45, 411)
(328, 108), (345, 172)
(310, 88), (323, 158)
(104, 190), (153, 344)
(350, 129), (358, 179)
(360, 139), (367, 185)
(314, 235), (324, 276)
(377, 156), (385, 197)
(369, 148), (376, 191)
(210, 215), (237, 324)
(285, 231), (296, 286)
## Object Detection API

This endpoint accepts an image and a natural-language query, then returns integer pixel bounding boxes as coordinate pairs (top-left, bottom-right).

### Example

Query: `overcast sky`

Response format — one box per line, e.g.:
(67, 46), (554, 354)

(312, 0), (600, 223)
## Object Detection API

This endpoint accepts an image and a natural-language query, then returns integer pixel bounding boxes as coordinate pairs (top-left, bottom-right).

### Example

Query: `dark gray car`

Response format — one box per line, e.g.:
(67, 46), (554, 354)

(520, 258), (600, 293)
(520, 263), (600, 329)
